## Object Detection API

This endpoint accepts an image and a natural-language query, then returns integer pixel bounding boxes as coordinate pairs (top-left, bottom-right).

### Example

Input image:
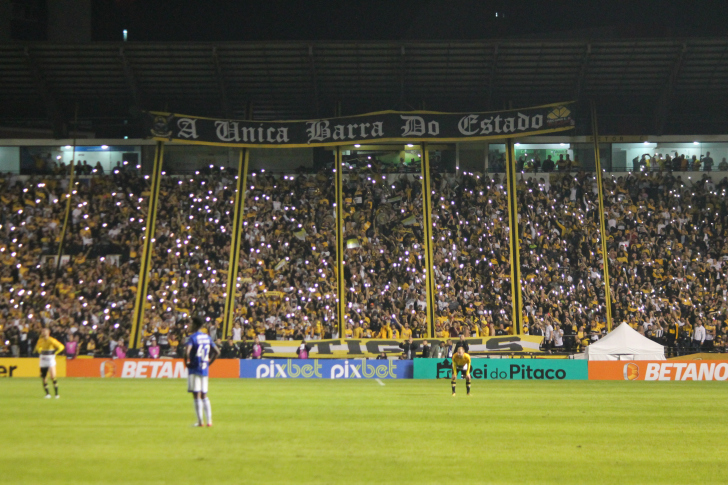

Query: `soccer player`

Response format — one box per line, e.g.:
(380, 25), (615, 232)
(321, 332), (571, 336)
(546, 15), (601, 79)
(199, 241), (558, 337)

(34, 328), (65, 399)
(451, 346), (472, 396)
(185, 317), (219, 427)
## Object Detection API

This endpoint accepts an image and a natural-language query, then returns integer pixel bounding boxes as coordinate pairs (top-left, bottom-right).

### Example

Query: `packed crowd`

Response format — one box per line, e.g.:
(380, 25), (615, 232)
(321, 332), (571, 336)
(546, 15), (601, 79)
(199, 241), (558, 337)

(2, 160), (728, 358)
(429, 172), (514, 339)
(341, 168), (429, 339)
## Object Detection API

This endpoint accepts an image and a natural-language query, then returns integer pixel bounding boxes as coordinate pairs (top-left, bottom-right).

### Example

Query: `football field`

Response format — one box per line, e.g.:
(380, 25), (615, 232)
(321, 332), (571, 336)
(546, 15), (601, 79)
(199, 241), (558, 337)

(1, 378), (727, 485)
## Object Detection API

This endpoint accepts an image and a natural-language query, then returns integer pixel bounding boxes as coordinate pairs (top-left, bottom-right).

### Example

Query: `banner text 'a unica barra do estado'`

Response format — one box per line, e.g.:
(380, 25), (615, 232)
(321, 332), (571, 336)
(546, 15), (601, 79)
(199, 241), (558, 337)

(145, 102), (575, 147)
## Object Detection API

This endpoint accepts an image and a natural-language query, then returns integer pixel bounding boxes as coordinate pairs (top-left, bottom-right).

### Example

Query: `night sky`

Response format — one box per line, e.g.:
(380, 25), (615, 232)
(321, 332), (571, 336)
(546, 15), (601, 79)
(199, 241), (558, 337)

(91, 0), (728, 42)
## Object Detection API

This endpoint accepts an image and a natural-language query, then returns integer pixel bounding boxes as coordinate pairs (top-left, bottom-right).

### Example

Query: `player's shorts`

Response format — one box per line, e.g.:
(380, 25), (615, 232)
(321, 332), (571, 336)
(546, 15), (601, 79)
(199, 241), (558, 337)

(187, 374), (209, 394)
(39, 353), (56, 369)
(453, 365), (470, 379)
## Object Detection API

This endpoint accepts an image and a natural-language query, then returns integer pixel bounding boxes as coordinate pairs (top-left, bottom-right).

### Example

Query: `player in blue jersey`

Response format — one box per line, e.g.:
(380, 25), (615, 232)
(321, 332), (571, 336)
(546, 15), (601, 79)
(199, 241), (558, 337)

(185, 317), (220, 427)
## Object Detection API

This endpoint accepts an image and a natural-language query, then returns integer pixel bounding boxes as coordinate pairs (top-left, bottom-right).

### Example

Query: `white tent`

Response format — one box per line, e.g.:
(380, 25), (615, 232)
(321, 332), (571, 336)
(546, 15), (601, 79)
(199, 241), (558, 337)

(583, 323), (665, 361)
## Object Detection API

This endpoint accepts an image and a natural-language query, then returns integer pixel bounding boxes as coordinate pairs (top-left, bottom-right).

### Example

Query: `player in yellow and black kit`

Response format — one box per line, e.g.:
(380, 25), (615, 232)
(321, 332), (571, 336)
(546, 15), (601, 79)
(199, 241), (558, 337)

(451, 346), (472, 396)
(34, 328), (64, 399)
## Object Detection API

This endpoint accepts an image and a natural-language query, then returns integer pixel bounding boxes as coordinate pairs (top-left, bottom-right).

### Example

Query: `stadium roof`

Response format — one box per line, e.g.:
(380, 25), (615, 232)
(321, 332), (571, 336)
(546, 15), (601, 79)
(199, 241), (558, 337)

(1, 38), (728, 138)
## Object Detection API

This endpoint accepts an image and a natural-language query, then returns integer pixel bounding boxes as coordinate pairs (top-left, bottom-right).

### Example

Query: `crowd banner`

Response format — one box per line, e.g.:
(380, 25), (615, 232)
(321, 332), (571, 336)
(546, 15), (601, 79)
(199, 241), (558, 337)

(251, 337), (543, 359)
(145, 102), (576, 147)
(0, 357), (66, 378)
(589, 361), (728, 381)
(414, 358), (587, 380)
(66, 358), (239, 378)
(242, 359), (413, 379)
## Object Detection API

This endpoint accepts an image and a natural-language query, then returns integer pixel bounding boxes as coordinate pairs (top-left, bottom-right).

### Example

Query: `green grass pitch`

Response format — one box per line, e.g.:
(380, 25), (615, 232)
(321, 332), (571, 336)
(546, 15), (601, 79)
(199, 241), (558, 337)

(1, 378), (727, 485)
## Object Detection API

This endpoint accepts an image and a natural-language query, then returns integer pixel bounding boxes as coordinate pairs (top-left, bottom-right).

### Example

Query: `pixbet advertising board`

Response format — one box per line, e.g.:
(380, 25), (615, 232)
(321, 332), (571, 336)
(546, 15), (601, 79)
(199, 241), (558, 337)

(240, 359), (413, 379)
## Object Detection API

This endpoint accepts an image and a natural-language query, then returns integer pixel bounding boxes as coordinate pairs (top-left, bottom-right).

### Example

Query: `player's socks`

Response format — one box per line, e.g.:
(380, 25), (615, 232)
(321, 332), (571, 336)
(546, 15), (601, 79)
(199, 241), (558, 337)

(451, 382), (456, 395)
(194, 399), (204, 425)
(203, 397), (212, 426)
(466, 383), (471, 395)
(43, 382), (50, 397)
(53, 380), (59, 397)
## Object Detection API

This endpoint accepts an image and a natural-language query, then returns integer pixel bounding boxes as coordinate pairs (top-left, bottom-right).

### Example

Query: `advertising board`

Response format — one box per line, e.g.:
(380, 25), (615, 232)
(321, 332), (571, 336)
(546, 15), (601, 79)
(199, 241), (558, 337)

(414, 358), (587, 380)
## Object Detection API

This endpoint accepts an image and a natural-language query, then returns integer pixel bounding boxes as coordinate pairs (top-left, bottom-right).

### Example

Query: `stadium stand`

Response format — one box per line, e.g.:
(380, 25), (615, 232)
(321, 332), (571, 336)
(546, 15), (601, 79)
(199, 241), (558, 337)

(1, 158), (728, 358)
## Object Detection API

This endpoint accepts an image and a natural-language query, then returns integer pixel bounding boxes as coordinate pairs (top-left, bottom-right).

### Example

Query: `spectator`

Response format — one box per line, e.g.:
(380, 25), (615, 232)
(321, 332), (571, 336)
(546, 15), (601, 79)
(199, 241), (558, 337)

(147, 337), (160, 359)
(296, 340), (312, 359)
(251, 336), (263, 359)
(220, 337), (239, 359)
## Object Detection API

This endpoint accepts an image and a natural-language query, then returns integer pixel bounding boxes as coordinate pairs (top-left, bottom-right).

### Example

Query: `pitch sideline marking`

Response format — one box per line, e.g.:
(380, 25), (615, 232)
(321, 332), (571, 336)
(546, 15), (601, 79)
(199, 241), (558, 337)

(375, 378), (385, 386)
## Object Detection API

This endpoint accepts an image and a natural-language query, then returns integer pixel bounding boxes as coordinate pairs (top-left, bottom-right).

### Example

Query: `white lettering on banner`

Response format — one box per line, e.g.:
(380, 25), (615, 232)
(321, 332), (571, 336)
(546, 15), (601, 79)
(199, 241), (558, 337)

(458, 115), (479, 135)
(331, 361), (363, 379)
(659, 363), (672, 381)
(644, 362), (728, 381)
(119, 360), (188, 378)
(177, 118), (199, 139)
(215, 121), (240, 142)
(400, 116), (425, 136)
(683, 364), (698, 381)
(673, 363), (687, 380)
(458, 113), (542, 137)
(254, 359), (395, 379)
(121, 361), (135, 378)
(135, 362), (148, 378)
(716, 363), (728, 380)
(307, 121), (331, 143)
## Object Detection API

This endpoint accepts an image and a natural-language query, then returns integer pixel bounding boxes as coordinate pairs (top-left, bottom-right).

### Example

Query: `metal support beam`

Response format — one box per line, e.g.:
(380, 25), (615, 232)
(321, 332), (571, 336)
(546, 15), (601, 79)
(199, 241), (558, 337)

(334, 146), (345, 338)
(24, 47), (65, 136)
(573, 43), (591, 101)
(212, 46), (232, 119)
(308, 45), (320, 118)
(119, 47), (142, 109)
(421, 143), (437, 338)
(486, 44), (499, 110)
(654, 43), (687, 135)
(130, 141), (165, 349)
(504, 139), (523, 335)
(590, 101), (614, 332)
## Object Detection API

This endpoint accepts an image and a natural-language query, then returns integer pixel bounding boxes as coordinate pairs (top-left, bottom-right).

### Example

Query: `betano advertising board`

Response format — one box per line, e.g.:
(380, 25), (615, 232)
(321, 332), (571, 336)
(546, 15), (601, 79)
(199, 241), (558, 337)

(241, 359), (413, 379)
(0, 357), (66, 377)
(414, 358), (588, 380)
(66, 358), (239, 378)
(589, 361), (728, 381)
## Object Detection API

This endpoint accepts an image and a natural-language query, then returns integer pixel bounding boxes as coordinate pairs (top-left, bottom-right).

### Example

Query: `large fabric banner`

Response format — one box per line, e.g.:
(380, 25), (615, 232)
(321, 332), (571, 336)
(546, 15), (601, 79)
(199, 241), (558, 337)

(241, 359), (413, 379)
(589, 361), (728, 381)
(252, 336), (543, 359)
(0, 357), (66, 378)
(66, 358), (239, 378)
(414, 358), (587, 380)
(145, 102), (575, 147)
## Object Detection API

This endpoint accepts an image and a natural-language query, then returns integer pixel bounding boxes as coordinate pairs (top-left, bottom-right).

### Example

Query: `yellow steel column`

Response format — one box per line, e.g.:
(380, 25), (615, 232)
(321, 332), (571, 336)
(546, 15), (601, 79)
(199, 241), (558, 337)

(130, 141), (165, 349)
(334, 147), (346, 338)
(504, 139), (523, 335)
(421, 143), (437, 338)
(590, 101), (614, 331)
(223, 148), (249, 338)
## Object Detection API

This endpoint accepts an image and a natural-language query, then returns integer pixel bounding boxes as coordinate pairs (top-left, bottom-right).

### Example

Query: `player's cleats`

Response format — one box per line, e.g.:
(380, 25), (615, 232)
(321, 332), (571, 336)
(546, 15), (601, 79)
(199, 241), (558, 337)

(452, 393), (456, 396)
(193, 423), (204, 427)
(44, 395), (51, 399)
(55, 395), (60, 399)
(206, 423), (213, 427)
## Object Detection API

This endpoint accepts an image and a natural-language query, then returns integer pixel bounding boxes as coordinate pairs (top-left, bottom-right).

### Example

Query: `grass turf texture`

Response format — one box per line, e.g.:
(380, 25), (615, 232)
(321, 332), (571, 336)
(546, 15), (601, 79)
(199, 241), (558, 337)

(1, 379), (727, 485)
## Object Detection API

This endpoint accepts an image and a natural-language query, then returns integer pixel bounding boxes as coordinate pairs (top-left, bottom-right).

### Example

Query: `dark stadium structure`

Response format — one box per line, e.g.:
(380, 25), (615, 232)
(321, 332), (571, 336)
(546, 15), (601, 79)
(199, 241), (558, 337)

(1, 39), (728, 138)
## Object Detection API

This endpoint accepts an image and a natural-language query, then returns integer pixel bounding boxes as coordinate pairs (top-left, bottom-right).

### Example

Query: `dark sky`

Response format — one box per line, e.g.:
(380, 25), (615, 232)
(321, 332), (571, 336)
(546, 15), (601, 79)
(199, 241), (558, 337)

(92, 0), (728, 42)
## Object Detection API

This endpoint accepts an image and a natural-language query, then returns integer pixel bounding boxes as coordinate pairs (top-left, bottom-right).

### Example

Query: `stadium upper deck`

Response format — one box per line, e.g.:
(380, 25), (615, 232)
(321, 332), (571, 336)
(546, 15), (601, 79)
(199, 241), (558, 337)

(1, 39), (728, 137)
